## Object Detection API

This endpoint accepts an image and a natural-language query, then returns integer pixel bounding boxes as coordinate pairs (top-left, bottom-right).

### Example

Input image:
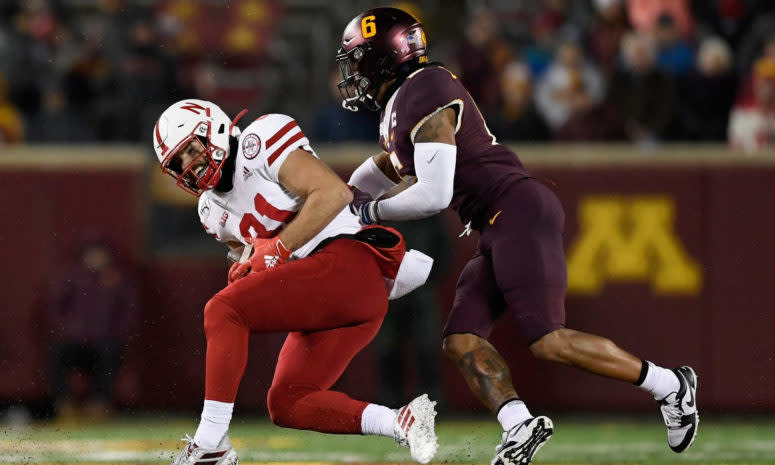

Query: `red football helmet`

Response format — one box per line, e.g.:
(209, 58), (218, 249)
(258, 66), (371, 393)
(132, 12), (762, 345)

(336, 7), (427, 112)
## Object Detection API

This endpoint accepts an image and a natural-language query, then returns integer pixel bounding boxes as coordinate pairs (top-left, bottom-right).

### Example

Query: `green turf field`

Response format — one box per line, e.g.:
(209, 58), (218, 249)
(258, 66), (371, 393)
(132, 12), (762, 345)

(1, 415), (774, 464)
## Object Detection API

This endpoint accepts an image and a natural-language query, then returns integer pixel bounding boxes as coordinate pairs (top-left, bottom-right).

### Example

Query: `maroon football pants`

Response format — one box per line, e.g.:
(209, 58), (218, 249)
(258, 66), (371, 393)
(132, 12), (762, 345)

(202, 239), (388, 433)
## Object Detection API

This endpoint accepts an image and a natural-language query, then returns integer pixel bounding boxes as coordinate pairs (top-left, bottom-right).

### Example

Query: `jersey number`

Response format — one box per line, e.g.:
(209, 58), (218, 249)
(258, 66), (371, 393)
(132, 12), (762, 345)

(361, 15), (376, 38)
(239, 193), (297, 239)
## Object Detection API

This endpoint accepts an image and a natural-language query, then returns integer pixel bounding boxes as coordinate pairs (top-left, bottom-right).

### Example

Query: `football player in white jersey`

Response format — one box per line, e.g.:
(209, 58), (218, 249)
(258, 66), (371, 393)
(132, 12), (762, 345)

(153, 99), (438, 465)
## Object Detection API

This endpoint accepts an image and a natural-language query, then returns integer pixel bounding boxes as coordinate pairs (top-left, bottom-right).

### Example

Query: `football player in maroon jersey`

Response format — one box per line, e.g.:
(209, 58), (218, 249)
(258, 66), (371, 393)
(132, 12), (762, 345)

(337, 8), (698, 465)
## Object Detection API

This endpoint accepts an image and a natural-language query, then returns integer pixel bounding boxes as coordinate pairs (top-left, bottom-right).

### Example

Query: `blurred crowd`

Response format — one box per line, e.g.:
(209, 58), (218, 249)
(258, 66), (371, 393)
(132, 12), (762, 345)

(1, 0), (775, 152)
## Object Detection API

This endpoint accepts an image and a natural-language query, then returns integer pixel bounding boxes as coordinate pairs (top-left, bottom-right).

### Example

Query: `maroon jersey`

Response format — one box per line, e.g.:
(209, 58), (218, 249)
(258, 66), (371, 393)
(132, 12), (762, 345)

(379, 65), (531, 227)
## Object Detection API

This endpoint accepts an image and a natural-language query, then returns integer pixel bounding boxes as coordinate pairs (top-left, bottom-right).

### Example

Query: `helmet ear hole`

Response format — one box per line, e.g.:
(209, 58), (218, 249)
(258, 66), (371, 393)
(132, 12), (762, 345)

(218, 124), (225, 134)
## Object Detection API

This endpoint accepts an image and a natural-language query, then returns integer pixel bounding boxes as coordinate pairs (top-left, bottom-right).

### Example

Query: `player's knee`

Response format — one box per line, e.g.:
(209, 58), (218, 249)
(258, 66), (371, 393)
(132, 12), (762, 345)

(442, 334), (477, 363)
(266, 385), (293, 427)
(203, 298), (232, 337)
(529, 329), (571, 362)
(266, 384), (316, 428)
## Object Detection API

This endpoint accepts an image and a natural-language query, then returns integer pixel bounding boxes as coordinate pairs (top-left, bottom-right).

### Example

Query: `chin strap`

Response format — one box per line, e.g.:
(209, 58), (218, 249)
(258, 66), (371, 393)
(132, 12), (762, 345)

(229, 109), (248, 137)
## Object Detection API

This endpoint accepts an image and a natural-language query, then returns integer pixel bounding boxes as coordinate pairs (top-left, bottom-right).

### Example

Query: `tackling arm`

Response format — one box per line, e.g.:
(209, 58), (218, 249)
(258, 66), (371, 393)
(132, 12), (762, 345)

(362, 107), (457, 222)
(348, 151), (400, 198)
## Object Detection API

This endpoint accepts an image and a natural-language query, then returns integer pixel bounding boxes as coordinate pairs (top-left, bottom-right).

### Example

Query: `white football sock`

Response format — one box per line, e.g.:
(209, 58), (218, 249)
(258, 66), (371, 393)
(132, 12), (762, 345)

(360, 403), (396, 437)
(637, 361), (680, 400)
(497, 399), (532, 432)
(193, 400), (234, 449)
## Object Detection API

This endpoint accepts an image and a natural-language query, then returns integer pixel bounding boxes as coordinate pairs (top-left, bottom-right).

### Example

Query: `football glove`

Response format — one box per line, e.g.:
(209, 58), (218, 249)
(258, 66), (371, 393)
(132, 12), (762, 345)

(228, 236), (291, 283)
(349, 185), (380, 225)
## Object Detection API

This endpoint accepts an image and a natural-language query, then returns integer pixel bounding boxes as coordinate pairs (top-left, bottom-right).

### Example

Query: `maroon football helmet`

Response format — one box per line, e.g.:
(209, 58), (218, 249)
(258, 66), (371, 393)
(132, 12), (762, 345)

(336, 7), (427, 112)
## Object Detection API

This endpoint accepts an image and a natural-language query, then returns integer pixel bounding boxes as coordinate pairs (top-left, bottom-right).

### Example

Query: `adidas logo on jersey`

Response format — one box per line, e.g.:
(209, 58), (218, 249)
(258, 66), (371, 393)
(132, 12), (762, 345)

(243, 166), (253, 181)
(264, 255), (280, 268)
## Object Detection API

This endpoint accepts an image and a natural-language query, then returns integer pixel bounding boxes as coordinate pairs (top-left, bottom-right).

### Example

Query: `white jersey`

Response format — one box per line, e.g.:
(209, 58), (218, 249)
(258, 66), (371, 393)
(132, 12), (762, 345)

(197, 114), (361, 259)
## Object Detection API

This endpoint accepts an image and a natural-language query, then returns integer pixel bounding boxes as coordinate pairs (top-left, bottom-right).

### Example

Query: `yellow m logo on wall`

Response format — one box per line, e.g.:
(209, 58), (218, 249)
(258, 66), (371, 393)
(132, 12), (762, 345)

(566, 196), (702, 295)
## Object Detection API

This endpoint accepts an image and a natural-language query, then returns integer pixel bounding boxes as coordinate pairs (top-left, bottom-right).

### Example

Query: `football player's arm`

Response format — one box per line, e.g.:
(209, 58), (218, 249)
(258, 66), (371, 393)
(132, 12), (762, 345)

(275, 147), (353, 251)
(365, 107), (457, 222)
(348, 151), (400, 198)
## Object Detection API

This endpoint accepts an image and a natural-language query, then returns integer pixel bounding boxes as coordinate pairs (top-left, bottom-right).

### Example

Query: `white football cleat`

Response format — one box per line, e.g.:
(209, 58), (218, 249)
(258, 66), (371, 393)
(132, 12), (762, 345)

(491, 416), (553, 465)
(394, 394), (439, 464)
(659, 366), (699, 453)
(170, 434), (238, 465)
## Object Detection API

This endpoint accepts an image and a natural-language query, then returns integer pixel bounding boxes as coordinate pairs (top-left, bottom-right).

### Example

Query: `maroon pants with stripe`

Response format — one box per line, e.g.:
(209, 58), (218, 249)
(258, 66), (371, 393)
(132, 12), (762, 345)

(203, 239), (388, 433)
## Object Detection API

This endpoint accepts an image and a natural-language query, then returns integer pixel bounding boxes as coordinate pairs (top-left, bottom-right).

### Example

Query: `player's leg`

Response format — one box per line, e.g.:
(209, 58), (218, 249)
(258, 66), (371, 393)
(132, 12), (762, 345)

(441, 253), (551, 465)
(267, 322), (382, 433)
(183, 240), (389, 453)
(442, 254), (518, 411)
(490, 179), (697, 453)
(266, 279), (438, 462)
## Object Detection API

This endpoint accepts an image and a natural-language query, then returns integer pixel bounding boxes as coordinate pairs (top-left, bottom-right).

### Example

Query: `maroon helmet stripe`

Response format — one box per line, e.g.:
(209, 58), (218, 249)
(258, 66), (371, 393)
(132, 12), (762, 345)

(267, 131), (305, 166)
(200, 450), (227, 459)
(155, 121), (168, 155)
(266, 121), (298, 147)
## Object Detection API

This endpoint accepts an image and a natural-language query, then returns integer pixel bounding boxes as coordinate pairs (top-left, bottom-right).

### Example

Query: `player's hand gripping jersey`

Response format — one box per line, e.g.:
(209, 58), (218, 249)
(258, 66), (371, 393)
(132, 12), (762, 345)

(379, 66), (533, 228)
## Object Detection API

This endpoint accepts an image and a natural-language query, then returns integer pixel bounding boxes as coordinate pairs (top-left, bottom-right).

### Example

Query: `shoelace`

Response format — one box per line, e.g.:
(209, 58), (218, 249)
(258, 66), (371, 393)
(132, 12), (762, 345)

(495, 420), (528, 453)
(178, 434), (197, 457)
(662, 401), (683, 427)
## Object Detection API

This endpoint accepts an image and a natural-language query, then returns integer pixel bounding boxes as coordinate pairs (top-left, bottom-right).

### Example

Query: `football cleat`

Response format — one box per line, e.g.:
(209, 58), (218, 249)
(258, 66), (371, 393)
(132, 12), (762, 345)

(170, 434), (238, 465)
(394, 394), (438, 464)
(491, 416), (553, 465)
(659, 366), (699, 453)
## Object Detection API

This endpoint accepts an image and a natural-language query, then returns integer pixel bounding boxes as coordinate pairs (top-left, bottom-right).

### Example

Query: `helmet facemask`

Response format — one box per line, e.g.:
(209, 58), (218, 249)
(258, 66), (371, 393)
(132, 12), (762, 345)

(160, 120), (228, 196)
(336, 43), (384, 112)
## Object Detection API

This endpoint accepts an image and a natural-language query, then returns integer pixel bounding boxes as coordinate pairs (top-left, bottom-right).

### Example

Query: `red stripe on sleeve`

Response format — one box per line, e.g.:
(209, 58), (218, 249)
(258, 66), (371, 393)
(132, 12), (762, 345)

(266, 121), (298, 147)
(267, 131), (306, 166)
(253, 193), (298, 223)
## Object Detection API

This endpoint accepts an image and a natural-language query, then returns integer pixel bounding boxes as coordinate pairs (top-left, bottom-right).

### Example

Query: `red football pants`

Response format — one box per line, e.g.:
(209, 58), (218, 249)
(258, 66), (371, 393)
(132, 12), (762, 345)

(203, 239), (388, 433)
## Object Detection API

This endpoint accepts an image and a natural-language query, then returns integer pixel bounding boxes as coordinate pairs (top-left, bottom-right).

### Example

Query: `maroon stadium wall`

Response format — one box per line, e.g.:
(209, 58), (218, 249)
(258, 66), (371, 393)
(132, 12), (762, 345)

(2, 149), (773, 413)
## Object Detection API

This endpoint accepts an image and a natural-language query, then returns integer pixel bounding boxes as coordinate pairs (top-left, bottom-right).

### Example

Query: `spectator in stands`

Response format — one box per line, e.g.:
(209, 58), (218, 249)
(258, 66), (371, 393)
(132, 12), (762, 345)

(488, 61), (550, 142)
(691, 0), (773, 52)
(653, 12), (695, 75)
(313, 67), (379, 142)
(677, 37), (737, 141)
(729, 57), (775, 153)
(628, 0), (694, 39)
(114, 14), (178, 141)
(535, 41), (605, 134)
(522, 7), (562, 79)
(0, 72), (24, 143)
(27, 80), (94, 143)
(455, 6), (513, 120)
(0, 3), (47, 118)
(608, 32), (677, 147)
(736, 14), (775, 74)
(47, 236), (139, 418)
(588, 0), (630, 77)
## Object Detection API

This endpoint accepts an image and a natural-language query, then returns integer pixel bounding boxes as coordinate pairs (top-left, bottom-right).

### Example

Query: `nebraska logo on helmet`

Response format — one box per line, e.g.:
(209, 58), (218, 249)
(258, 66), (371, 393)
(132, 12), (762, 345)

(336, 7), (427, 112)
(242, 133), (261, 159)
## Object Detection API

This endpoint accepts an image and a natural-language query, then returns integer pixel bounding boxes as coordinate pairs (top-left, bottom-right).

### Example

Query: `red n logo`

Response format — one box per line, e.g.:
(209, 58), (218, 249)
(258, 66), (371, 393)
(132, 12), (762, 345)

(180, 102), (211, 117)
